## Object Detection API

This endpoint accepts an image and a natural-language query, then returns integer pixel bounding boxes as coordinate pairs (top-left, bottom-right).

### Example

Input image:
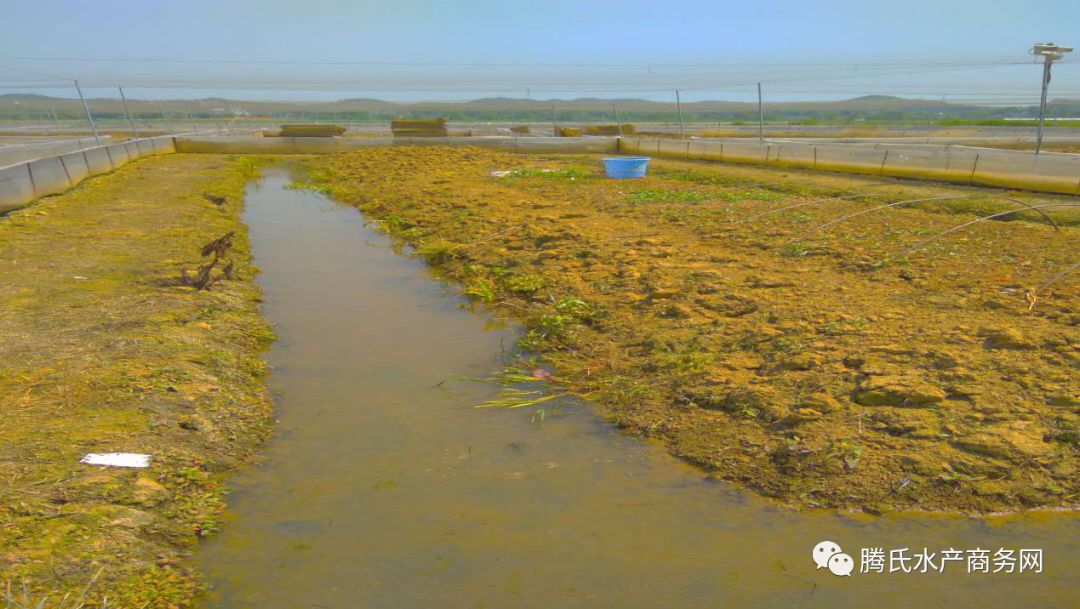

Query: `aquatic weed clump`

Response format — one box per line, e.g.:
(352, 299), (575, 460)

(180, 231), (235, 290)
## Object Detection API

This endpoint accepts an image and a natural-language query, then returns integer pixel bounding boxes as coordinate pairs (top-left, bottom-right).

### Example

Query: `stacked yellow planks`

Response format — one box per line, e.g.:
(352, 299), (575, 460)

(583, 124), (637, 136)
(274, 124), (347, 137)
(391, 118), (449, 137)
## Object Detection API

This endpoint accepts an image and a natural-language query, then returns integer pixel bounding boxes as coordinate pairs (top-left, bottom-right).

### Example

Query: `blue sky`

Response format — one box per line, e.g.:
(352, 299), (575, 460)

(1, 0), (1077, 102)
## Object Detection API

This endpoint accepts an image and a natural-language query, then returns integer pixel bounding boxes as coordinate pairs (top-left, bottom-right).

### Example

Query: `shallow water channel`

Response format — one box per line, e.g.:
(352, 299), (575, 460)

(193, 166), (1077, 608)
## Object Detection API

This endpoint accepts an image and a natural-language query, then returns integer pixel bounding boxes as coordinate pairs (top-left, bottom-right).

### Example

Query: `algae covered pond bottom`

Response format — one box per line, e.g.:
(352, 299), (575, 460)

(193, 166), (1077, 608)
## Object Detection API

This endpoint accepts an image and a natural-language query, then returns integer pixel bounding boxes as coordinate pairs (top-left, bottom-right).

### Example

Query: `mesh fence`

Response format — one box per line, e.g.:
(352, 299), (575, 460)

(621, 138), (1080, 195)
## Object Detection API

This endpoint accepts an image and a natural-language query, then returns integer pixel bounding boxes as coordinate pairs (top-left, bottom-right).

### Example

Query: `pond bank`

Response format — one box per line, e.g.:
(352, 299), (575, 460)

(192, 164), (1077, 608)
(302, 146), (1078, 515)
(0, 154), (273, 606)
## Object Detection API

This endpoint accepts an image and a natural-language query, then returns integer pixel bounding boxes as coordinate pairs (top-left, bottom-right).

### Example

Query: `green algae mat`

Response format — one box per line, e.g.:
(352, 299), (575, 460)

(0, 154), (272, 606)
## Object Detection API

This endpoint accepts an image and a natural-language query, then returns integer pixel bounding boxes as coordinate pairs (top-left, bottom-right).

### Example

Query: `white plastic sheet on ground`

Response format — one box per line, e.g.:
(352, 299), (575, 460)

(80, 453), (152, 468)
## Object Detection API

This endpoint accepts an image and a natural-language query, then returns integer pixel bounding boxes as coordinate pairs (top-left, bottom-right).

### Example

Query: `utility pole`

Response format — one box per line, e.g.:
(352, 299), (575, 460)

(73, 80), (101, 145)
(186, 105), (197, 134)
(1032, 42), (1073, 155)
(184, 107), (197, 134)
(552, 104), (557, 136)
(612, 103), (623, 137)
(118, 87), (139, 138)
(757, 82), (765, 144)
(156, 101), (174, 135)
(675, 89), (685, 140)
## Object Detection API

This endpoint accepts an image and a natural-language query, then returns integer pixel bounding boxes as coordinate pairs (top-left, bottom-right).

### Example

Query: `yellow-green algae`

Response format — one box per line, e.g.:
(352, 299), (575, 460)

(303, 146), (1077, 516)
(0, 154), (272, 607)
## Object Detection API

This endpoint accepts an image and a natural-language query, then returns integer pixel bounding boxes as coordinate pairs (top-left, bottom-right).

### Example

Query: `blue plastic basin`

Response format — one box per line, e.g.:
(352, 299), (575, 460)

(603, 156), (650, 179)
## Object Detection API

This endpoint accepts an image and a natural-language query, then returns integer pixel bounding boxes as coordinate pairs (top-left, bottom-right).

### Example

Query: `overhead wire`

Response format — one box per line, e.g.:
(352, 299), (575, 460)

(0, 55), (1041, 69)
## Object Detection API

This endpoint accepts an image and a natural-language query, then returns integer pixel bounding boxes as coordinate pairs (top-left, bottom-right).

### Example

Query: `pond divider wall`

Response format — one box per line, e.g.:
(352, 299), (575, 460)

(178, 135), (1080, 195)
(0, 135), (113, 167)
(0, 136), (617, 213)
(172, 135), (621, 155)
(0, 135), (176, 214)
(4, 134), (1078, 214)
(618, 137), (1080, 195)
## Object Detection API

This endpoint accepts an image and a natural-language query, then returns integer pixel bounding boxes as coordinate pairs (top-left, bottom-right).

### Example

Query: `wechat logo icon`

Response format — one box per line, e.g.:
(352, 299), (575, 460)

(813, 540), (854, 576)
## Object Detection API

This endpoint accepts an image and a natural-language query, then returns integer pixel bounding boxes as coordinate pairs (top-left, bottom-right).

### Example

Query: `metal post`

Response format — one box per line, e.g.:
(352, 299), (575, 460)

(1031, 43), (1073, 155)
(186, 105), (197, 134)
(675, 90), (685, 140)
(757, 82), (765, 144)
(118, 87), (139, 138)
(74, 80), (101, 145)
(1036, 59), (1052, 155)
(156, 101), (174, 135)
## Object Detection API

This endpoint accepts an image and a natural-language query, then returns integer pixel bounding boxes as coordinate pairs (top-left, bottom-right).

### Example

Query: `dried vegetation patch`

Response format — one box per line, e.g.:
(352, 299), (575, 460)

(305, 146), (1078, 515)
(0, 154), (272, 606)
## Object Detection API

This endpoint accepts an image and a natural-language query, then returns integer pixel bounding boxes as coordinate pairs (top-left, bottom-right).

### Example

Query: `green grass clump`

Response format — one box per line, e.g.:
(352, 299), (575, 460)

(653, 168), (744, 186)
(628, 189), (709, 204)
(464, 278), (498, 303)
(505, 273), (546, 295)
(715, 188), (787, 202)
(510, 167), (591, 179)
(377, 213), (415, 234)
(415, 239), (456, 263)
(779, 240), (833, 257)
(517, 298), (594, 351)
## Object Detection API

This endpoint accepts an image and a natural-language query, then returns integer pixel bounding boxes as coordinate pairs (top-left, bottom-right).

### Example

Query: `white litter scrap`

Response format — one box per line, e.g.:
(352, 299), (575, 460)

(489, 169), (559, 178)
(80, 453), (152, 468)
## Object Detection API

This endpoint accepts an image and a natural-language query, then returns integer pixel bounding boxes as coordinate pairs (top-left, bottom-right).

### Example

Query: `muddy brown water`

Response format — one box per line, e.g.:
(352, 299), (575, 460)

(192, 166), (1077, 608)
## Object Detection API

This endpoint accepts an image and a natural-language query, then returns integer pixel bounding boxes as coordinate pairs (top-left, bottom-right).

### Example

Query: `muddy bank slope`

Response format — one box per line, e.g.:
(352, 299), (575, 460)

(0, 155), (272, 606)
(306, 146), (1077, 515)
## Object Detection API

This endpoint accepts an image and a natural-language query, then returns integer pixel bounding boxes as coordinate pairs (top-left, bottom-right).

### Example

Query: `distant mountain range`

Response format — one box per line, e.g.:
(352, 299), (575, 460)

(2, 93), (1078, 123)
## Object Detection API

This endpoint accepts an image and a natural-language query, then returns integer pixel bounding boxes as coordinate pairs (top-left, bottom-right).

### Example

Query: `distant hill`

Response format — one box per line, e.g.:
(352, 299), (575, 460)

(848, 95), (904, 101)
(0, 93), (61, 102)
(339, 97), (394, 104)
(2, 93), (1076, 123)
